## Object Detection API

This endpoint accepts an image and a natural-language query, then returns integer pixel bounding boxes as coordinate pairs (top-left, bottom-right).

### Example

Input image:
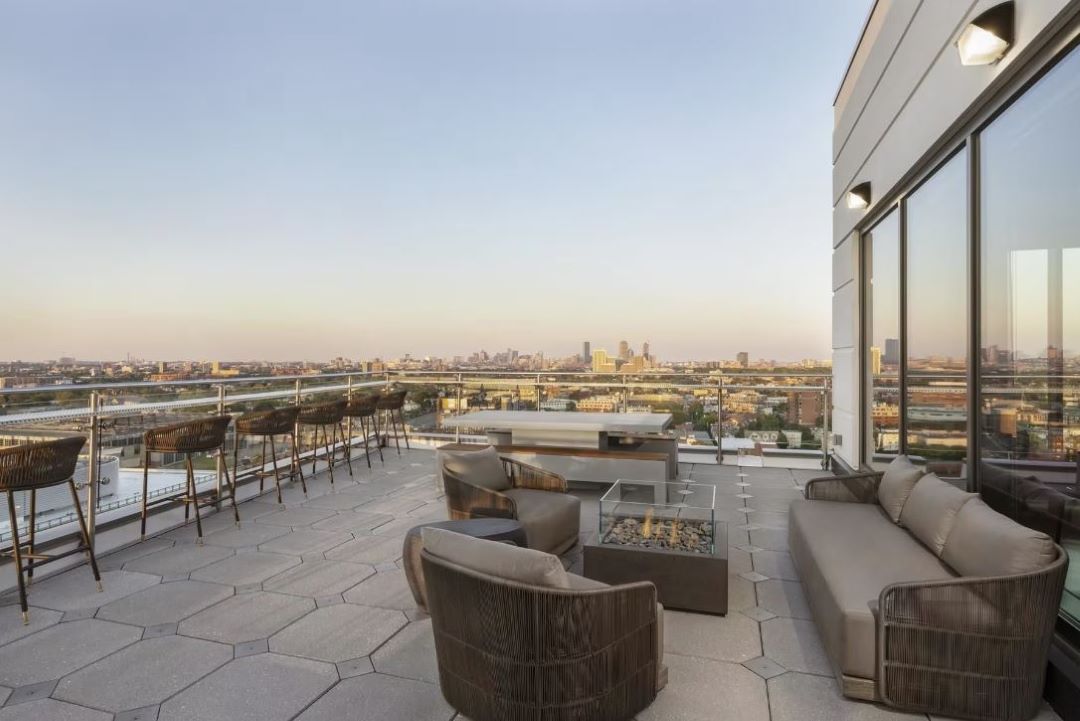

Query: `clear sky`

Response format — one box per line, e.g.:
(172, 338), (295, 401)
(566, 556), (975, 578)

(1, 0), (869, 363)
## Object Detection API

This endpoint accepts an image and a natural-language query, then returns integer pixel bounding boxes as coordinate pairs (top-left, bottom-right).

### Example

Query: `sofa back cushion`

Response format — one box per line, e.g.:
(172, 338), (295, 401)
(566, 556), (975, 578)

(877, 454), (926, 522)
(942, 498), (1057, 577)
(422, 526), (569, 588)
(900, 473), (977, 556)
(439, 446), (510, 491)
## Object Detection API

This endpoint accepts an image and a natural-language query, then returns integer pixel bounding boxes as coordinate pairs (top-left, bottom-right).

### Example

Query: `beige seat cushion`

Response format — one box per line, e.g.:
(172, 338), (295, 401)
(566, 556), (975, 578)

(439, 446), (510, 491)
(899, 474), (976, 556)
(789, 498), (955, 679)
(942, 497), (1057, 576)
(876, 454), (925, 522)
(422, 526), (569, 588)
(504, 488), (581, 554)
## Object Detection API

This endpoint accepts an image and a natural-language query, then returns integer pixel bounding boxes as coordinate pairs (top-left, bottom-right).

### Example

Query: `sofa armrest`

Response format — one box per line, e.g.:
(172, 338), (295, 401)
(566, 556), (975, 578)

(803, 471), (882, 503)
(875, 549), (1068, 717)
(441, 470), (516, 520)
(502, 457), (568, 493)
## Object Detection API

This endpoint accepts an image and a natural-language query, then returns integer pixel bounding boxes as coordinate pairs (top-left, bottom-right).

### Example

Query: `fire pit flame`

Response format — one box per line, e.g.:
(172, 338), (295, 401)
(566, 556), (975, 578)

(642, 508), (654, 538)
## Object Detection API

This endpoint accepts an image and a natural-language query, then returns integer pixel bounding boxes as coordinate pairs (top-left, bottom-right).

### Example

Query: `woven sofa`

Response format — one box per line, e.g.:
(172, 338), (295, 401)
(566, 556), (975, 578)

(439, 445), (581, 554)
(420, 526), (666, 721)
(790, 455), (1068, 721)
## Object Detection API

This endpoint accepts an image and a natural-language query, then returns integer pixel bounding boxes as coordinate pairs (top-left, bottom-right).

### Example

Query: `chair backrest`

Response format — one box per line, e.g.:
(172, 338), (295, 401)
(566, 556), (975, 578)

(344, 394), (378, 418)
(420, 549), (659, 721)
(144, 416), (233, 453)
(0, 436), (86, 491)
(297, 398), (347, 425)
(376, 389), (407, 410)
(235, 406), (300, 436)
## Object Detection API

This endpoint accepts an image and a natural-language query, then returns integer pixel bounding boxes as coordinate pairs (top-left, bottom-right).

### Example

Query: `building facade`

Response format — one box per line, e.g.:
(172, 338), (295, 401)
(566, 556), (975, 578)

(831, 1), (1080, 712)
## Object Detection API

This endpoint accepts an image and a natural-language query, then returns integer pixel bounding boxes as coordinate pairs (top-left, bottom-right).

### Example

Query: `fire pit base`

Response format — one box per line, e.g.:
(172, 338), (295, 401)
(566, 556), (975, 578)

(583, 535), (728, 615)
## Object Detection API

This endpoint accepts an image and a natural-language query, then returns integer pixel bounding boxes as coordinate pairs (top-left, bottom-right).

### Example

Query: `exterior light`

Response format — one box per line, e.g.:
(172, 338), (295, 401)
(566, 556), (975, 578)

(957, 2), (1014, 66)
(847, 182), (871, 210)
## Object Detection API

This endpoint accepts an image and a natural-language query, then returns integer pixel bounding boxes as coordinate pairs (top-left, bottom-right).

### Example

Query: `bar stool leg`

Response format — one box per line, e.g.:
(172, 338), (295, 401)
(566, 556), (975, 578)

(269, 435), (283, 504)
(259, 436), (267, 493)
(67, 480), (102, 591)
(232, 432), (241, 499)
(360, 416), (372, 469)
(187, 454), (204, 543)
(141, 449), (150, 539)
(400, 409), (410, 450)
(26, 489), (36, 585)
(223, 457), (240, 527)
(291, 431), (308, 495)
(324, 425), (335, 486)
(6, 491), (29, 624)
(374, 414), (384, 464)
(310, 426), (319, 478)
(339, 422), (354, 479)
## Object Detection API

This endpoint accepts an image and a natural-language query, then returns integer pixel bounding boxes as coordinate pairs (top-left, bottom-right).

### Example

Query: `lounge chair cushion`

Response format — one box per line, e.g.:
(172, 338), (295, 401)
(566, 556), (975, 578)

(900, 474), (977, 556)
(877, 454), (925, 522)
(439, 446), (511, 491)
(504, 488), (581, 554)
(422, 526), (569, 588)
(789, 498), (955, 679)
(942, 498), (1057, 576)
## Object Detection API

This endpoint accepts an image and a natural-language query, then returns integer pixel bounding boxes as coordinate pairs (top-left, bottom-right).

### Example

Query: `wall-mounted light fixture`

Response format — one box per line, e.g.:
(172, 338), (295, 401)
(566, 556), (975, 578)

(846, 182), (871, 210)
(956, 1), (1015, 66)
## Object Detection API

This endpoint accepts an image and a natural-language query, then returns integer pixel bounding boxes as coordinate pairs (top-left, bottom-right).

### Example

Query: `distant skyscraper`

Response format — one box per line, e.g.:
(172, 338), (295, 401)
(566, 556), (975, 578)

(583, 341), (591, 363)
(642, 341), (650, 360)
(736, 352), (749, 368)
(870, 347), (882, 376)
(618, 340), (630, 360)
(592, 349), (616, 373)
(884, 338), (900, 365)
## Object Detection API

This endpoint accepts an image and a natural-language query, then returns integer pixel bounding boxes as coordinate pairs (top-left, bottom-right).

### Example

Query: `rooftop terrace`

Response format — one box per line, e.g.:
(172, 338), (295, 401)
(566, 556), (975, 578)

(0, 448), (1063, 721)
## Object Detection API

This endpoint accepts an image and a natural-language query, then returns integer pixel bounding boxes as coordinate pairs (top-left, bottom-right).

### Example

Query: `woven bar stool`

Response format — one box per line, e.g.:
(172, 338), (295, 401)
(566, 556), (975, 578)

(377, 389), (410, 455)
(1, 436), (102, 624)
(141, 415), (237, 542)
(297, 399), (351, 485)
(233, 406), (306, 504)
(344, 393), (384, 471)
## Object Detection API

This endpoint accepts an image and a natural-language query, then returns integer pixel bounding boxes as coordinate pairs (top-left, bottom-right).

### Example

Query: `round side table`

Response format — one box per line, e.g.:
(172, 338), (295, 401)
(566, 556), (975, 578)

(403, 518), (528, 610)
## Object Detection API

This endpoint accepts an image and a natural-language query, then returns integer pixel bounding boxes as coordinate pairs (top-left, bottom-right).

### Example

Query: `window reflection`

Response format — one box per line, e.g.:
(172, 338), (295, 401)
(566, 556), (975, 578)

(864, 210), (901, 465)
(905, 151), (968, 478)
(979, 45), (1080, 628)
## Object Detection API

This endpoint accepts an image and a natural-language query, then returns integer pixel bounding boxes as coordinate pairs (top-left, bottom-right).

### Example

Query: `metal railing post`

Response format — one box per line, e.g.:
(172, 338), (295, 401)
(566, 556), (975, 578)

(716, 380), (723, 465)
(86, 391), (100, 549)
(346, 376), (353, 445)
(822, 380), (831, 470)
(535, 374), (541, 411)
(455, 374), (463, 444)
(216, 385), (225, 509)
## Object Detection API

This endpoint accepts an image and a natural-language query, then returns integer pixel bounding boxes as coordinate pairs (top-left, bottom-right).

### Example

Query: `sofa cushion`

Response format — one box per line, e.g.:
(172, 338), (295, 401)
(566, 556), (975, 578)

(421, 526), (569, 588)
(439, 446), (510, 491)
(877, 454), (925, 522)
(504, 488), (581, 554)
(900, 474), (977, 556)
(942, 497), (1057, 577)
(565, 573), (609, 590)
(789, 498), (955, 679)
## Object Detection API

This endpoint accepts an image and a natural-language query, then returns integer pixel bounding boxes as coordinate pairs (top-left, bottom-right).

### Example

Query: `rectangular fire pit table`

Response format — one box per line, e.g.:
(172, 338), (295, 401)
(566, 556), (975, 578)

(583, 479), (727, 615)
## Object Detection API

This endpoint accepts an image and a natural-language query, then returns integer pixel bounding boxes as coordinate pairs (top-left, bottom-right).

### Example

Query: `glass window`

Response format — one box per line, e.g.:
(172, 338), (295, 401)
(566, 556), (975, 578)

(864, 210), (901, 465)
(979, 45), (1080, 628)
(905, 151), (968, 478)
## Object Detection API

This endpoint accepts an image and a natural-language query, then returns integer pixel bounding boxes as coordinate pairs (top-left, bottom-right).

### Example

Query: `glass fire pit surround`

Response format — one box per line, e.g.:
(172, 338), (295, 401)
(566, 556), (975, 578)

(599, 480), (717, 555)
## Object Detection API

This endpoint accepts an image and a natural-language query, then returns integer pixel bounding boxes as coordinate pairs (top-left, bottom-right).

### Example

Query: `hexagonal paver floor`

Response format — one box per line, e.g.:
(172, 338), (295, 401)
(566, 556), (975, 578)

(269, 604), (407, 662)
(3, 454), (1061, 721)
(158, 654), (337, 721)
(178, 591), (314, 644)
(53, 635), (233, 712)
